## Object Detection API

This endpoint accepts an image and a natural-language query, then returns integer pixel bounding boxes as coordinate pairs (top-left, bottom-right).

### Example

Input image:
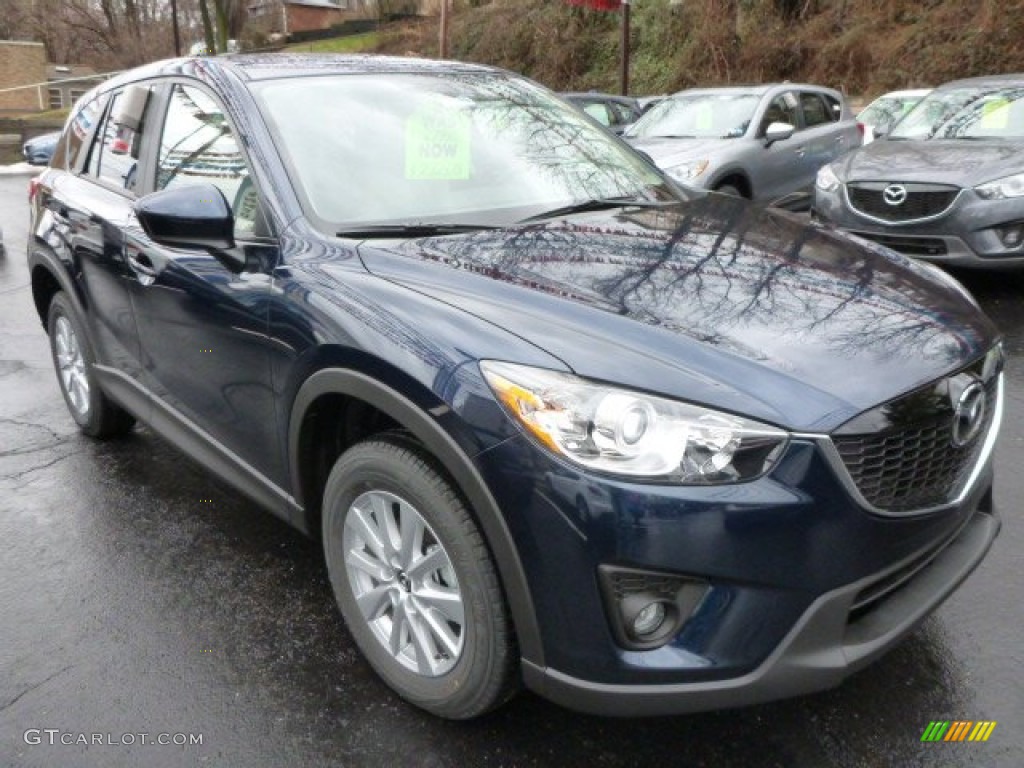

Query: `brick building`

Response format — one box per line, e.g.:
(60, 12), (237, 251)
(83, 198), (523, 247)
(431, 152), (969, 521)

(0, 41), (47, 113)
(248, 0), (359, 37)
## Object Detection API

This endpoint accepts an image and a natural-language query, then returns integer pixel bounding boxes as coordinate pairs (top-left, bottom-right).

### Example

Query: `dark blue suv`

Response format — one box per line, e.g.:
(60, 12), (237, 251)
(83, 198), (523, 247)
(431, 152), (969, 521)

(27, 55), (1003, 719)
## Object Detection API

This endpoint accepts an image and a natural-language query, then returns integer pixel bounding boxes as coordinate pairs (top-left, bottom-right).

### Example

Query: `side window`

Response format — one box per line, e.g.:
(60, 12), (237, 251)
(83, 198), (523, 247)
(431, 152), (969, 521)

(609, 102), (636, 126)
(84, 86), (152, 193)
(821, 93), (842, 122)
(157, 84), (266, 239)
(759, 93), (799, 135)
(582, 102), (613, 126)
(66, 93), (106, 170)
(800, 92), (831, 128)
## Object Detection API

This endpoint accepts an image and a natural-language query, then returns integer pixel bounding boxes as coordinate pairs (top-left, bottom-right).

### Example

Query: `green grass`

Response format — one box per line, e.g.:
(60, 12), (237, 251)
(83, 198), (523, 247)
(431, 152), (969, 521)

(285, 32), (380, 54)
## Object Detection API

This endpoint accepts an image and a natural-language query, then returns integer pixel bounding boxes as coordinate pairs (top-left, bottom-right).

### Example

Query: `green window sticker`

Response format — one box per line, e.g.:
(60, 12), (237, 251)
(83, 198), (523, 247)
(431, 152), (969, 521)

(405, 105), (471, 180)
(981, 98), (1009, 130)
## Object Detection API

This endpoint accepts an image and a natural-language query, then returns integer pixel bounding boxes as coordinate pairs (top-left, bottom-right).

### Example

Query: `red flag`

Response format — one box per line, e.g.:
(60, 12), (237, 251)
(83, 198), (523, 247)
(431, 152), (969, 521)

(565, 0), (622, 11)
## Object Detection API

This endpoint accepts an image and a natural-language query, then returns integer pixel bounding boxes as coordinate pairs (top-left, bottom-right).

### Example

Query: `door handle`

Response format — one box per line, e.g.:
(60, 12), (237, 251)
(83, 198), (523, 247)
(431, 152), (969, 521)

(126, 251), (159, 285)
(794, 146), (806, 158)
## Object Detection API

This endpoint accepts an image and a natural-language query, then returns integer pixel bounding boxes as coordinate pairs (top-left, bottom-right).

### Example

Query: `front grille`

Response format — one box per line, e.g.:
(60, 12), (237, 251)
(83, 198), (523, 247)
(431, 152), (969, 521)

(847, 182), (959, 223)
(831, 358), (999, 513)
(851, 231), (948, 257)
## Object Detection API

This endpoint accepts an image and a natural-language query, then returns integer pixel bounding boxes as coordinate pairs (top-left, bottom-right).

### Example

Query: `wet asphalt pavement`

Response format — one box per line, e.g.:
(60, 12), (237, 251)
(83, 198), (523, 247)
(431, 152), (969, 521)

(0, 173), (1021, 768)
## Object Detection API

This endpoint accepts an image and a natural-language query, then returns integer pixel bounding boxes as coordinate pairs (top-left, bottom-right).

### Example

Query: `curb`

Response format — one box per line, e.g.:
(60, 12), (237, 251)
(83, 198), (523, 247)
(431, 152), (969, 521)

(0, 162), (40, 176)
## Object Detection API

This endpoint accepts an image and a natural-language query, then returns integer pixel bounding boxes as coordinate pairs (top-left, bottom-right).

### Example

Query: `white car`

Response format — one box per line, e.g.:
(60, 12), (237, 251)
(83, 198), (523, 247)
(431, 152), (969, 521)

(857, 88), (931, 143)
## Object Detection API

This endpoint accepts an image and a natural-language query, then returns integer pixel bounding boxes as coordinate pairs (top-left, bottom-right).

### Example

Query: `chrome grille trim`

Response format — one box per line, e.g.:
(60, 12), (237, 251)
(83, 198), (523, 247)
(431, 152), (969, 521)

(843, 183), (963, 227)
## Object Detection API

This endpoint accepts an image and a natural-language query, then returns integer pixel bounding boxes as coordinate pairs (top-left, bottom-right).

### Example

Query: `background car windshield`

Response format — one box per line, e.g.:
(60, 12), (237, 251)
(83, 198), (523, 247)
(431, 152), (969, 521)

(254, 74), (669, 229)
(889, 85), (1024, 140)
(624, 92), (761, 139)
(858, 96), (920, 126)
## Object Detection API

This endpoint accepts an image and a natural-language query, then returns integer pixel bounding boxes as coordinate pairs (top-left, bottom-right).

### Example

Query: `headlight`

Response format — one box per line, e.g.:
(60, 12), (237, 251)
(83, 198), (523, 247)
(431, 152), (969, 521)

(665, 158), (710, 183)
(975, 173), (1024, 200)
(480, 361), (788, 484)
(815, 164), (840, 193)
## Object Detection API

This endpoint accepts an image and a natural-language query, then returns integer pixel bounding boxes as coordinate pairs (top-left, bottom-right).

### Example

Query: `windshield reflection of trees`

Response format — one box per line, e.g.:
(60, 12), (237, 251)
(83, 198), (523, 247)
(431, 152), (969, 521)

(936, 87), (1024, 138)
(421, 196), (978, 365)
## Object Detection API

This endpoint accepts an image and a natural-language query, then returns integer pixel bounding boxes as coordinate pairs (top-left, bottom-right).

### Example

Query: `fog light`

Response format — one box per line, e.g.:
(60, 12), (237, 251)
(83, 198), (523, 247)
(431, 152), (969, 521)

(998, 223), (1024, 248)
(599, 565), (709, 650)
(633, 601), (666, 636)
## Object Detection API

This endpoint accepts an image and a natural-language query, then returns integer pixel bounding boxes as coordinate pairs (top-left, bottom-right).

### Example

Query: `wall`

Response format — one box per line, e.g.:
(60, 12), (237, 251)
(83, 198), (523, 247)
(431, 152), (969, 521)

(0, 41), (47, 113)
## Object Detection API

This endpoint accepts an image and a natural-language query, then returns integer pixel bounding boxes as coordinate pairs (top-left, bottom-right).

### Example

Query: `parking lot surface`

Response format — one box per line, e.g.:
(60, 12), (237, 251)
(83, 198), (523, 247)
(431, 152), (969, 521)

(0, 174), (1020, 767)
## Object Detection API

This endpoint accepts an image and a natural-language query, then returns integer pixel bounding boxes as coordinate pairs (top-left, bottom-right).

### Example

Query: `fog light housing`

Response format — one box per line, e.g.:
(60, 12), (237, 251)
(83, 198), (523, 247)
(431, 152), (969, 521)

(599, 565), (709, 650)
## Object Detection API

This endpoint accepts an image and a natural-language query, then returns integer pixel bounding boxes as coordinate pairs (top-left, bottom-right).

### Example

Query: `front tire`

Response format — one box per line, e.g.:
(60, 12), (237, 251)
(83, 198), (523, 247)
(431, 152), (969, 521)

(47, 291), (135, 438)
(322, 435), (517, 719)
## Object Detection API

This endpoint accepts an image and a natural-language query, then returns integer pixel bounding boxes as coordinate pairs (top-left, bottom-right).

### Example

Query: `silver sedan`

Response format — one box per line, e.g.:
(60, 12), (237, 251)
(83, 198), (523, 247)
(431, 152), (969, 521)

(626, 83), (862, 209)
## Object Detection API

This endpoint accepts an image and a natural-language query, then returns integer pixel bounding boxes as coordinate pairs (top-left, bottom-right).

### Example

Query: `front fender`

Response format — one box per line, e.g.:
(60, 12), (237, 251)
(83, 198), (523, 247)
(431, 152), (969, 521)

(288, 366), (545, 667)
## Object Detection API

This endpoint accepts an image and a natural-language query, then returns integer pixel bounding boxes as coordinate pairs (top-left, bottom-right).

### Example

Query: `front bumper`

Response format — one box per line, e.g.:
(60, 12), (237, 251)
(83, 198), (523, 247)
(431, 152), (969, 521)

(814, 183), (1024, 267)
(523, 498), (998, 715)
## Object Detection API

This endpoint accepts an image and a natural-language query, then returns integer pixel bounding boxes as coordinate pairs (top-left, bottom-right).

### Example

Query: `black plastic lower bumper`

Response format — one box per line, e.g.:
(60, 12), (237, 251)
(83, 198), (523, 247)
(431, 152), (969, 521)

(522, 504), (1000, 717)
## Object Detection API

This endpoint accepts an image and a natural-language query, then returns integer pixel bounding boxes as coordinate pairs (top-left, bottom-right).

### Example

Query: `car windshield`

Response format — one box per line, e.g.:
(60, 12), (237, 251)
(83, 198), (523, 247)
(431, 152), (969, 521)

(624, 91), (761, 140)
(888, 85), (1024, 140)
(857, 95), (923, 127)
(252, 73), (673, 231)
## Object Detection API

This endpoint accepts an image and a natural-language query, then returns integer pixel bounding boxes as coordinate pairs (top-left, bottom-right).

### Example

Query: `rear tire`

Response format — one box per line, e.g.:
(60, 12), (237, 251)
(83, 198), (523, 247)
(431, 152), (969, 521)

(47, 291), (135, 438)
(322, 435), (517, 719)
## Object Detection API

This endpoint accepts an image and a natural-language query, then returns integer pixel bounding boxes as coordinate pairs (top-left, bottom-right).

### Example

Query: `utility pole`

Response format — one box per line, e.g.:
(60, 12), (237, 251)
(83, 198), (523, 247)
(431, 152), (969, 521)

(170, 0), (181, 56)
(439, 0), (450, 59)
(620, 0), (630, 96)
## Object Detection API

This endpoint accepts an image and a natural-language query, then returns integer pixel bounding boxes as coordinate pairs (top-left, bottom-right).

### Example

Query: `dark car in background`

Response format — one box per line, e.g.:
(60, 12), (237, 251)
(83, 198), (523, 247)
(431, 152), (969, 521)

(22, 131), (60, 165)
(625, 84), (861, 209)
(27, 54), (1002, 720)
(815, 74), (1024, 267)
(561, 91), (642, 134)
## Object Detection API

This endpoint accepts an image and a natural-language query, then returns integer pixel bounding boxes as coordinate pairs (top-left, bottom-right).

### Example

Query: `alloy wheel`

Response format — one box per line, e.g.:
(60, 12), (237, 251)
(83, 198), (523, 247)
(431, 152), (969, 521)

(342, 489), (465, 677)
(54, 315), (90, 418)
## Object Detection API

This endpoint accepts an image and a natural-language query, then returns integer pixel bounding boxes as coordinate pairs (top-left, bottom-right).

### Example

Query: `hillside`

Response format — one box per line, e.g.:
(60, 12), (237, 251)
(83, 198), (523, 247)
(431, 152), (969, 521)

(373, 0), (1024, 99)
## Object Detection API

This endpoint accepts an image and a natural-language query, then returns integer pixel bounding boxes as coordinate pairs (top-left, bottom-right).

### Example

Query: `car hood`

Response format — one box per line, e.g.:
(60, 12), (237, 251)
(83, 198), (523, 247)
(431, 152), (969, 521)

(626, 136), (732, 168)
(834, 138), (1024, 186)
(356, 197), (997, 432)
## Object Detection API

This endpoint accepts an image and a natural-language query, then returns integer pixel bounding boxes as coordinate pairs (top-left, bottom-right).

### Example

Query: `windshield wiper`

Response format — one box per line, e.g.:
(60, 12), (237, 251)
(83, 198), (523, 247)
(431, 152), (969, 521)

(336, 223), (498, 238)
(518, 196), (676, 223)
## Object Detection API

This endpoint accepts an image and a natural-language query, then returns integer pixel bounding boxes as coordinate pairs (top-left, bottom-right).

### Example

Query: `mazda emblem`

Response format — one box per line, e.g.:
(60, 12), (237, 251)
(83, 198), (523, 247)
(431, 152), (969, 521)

(883, 184), (908, 206)
(952, 381), (987, 447)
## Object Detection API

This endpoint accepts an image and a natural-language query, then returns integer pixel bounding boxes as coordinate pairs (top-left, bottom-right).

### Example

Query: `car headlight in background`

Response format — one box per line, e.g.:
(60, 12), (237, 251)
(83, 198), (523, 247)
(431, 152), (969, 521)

(975, 172), (1024, 200)
(664, 158), (709, 183)
(481, 361), (787, 484)
(815, 164), (840, 193)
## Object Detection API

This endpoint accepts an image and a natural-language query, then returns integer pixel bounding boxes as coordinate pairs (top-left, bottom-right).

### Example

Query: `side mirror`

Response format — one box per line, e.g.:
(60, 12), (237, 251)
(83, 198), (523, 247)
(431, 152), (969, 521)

(873, 120), (893, 139)
(764, 122), (795, 146)
(136, 183), (236, 253)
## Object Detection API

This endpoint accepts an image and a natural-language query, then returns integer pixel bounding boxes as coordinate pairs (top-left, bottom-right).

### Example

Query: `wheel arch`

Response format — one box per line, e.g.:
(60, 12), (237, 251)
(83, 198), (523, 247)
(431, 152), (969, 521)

(712, 171), (753, 198)
(288, 367), (545, 667)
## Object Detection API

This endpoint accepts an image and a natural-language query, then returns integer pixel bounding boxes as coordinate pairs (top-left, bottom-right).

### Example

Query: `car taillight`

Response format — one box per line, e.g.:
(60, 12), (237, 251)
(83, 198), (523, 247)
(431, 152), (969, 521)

(856, 121), (865, 138)
(28, 177), (41, 204)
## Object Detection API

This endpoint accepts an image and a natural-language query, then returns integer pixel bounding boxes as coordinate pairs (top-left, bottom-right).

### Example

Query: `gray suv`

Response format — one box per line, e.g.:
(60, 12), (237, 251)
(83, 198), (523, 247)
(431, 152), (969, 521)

(814, 74), (1024, 268)
(625, 84), (861, 208)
